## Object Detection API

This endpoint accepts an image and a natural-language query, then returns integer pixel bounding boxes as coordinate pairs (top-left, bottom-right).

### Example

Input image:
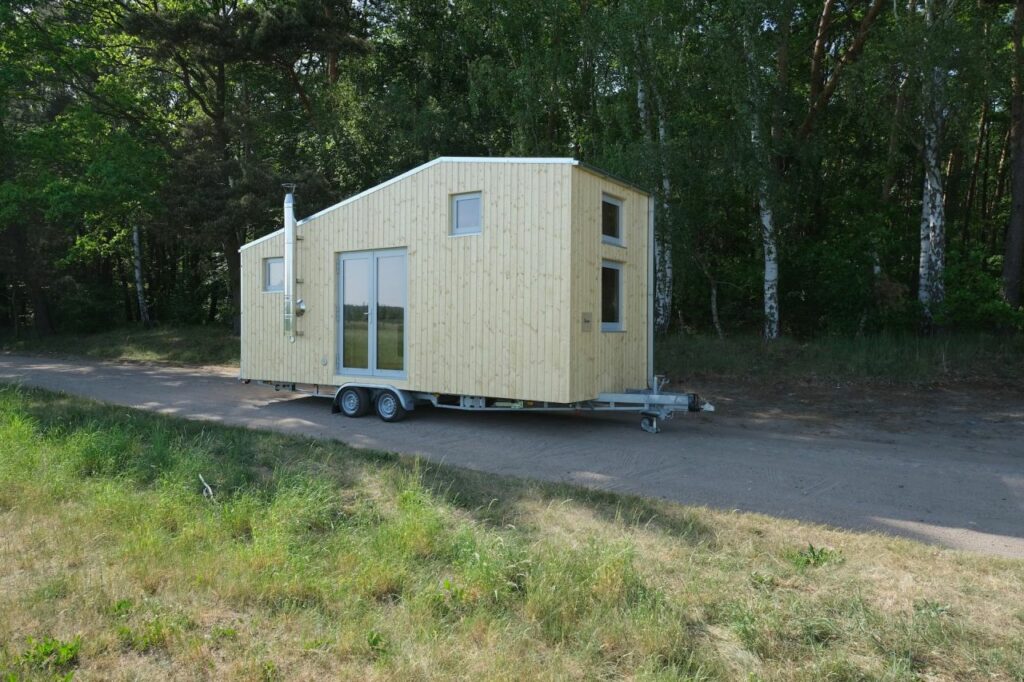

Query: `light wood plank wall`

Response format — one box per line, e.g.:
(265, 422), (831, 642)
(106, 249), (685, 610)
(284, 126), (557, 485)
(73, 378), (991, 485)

(241, 160), (576, 403)
(567, 167), (650, 401)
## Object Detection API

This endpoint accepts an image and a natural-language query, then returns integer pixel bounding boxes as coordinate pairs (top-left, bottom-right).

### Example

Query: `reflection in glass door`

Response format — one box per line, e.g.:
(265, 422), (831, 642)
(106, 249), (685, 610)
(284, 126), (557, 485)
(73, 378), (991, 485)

(337, 249), (407, 377)
(341, 255), (370, 370)
(375, 254), (405, 372)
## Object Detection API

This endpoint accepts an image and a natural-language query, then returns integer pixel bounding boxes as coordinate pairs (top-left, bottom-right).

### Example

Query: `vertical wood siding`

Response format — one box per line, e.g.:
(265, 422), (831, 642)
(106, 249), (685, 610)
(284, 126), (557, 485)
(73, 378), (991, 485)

(240, 160), (576, 403)
(568, 167), (650, 401)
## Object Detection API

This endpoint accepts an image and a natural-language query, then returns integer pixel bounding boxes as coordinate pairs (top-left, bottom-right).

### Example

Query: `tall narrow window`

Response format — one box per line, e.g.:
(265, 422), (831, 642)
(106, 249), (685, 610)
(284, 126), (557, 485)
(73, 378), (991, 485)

(601, 260), (623, 332)
(338, 249), (407, 377)
(451, 192), (482, 235)
(375, 253), (406, 372)
(341, 256), (371, 370)
(602, 194), (623, 245)
(263, 257), (284, 292)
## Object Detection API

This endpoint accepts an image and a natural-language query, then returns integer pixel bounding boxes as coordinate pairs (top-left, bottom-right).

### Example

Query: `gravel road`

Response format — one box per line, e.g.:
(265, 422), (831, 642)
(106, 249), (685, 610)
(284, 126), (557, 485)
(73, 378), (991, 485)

(2, 354), (1022, 558)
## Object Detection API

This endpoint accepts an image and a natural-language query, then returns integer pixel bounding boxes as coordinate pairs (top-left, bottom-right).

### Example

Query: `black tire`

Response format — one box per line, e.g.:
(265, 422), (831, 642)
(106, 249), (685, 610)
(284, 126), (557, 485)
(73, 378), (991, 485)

(375, 390), (408, 422)
(338, 387), (371, 418)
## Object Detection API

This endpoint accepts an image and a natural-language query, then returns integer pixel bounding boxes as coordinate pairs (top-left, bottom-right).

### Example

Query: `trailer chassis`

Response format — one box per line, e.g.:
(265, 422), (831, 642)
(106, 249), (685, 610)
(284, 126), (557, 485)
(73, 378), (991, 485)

(422, 388), (714, 433)
(255, 377), (713, 433)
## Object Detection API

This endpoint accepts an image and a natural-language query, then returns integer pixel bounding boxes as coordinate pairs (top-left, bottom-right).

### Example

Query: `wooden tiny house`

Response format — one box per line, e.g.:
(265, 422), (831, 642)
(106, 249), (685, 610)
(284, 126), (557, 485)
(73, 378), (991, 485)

(239, 157), (707, 430)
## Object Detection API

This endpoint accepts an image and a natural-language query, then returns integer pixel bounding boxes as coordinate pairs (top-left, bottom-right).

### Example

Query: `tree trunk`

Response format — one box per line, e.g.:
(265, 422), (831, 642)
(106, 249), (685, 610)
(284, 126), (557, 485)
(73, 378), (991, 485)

(749, 117), (781, 341)
(654, 106), (673, 333)
(744, 27), (782, 342)
(881, 73), (909, 203)
(132, 225), (151, 325)
(1003, 0), (1024, 307)
(13, 224), (54, 335)
(758, 177), (781, 340)
(918, 63), (946, 323)
(637, 75), (673, 333)
(992, 126), (1012, 224)
(943, 147), (963, 237)
(29, 285), (54, 336)
(709, 278), (724, 339)
(224, 233), (242, 335)
(962, 100), (989, 238)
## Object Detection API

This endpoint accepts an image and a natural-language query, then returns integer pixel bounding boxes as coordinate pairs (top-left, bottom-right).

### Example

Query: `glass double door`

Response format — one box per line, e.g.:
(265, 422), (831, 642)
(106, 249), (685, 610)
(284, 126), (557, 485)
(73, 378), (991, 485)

(338, 249), (406, 377)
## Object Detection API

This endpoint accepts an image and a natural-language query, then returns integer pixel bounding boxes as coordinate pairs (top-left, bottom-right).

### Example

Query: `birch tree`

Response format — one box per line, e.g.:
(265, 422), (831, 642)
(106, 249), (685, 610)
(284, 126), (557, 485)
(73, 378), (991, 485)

(636, 75), (674, 332)
(916, 0), (953, 324)
(131, 224), (151, 325)
(1004, 0), (1024, 307)
(741, 13), (783, 341)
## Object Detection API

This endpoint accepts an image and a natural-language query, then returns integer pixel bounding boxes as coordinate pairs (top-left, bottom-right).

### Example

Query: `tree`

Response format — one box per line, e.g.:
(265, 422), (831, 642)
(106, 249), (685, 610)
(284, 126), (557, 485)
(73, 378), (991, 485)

(1004, 0), (1024, 307)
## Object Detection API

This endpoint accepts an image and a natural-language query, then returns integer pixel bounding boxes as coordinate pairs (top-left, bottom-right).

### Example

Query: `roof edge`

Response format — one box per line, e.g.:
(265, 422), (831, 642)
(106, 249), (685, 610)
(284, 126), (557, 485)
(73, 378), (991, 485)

(239, 156), (646, 252)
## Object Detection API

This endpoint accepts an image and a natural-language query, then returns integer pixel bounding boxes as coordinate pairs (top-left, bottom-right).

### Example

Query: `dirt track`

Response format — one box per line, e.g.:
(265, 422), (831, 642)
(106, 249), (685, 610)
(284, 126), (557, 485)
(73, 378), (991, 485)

(2, 354), (1022, 558)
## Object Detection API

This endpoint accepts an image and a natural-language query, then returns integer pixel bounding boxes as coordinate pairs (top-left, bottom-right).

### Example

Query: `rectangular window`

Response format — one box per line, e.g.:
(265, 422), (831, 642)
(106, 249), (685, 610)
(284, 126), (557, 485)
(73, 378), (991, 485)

(263, 257), (284, 292)
(451, 192), (482, 235)
(340, 255), (371, 370)
(601, 194), (623, 245)
(601, 260), (623, 332)
(375, 253), (406, 372)
(338, 249), (407, 377)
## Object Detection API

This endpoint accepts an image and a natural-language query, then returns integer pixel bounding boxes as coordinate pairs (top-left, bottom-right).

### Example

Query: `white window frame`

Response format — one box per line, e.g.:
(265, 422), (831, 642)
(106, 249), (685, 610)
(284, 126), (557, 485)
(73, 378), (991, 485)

(601, 260), (624, 332)
(601, 193), (624, 246)
(263, 257), (284, 293)
(336, 248), (408, 379)
(451, 191), (482, 236)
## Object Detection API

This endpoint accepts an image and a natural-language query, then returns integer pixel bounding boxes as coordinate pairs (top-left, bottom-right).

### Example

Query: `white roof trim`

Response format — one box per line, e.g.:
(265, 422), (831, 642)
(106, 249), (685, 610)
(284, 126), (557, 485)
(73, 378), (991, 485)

(239, 157), (579, 252)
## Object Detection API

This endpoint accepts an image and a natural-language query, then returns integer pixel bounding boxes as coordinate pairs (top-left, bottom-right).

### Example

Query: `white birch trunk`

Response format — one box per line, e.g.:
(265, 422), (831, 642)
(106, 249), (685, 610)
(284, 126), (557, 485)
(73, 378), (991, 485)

(918, 22), (946, 321)
(655, 107), (673, 332)
(132, 224), (151, 325)
(638, 76), (673, 333)
(757, 179), (781, 340)
(749, 122), (781, 340)
(637, 79), (649, 130)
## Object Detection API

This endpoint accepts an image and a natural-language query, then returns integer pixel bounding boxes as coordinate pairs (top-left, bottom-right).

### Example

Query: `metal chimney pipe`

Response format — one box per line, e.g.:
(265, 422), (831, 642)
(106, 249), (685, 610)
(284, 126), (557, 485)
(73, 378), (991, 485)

(283, 186), (296, 341)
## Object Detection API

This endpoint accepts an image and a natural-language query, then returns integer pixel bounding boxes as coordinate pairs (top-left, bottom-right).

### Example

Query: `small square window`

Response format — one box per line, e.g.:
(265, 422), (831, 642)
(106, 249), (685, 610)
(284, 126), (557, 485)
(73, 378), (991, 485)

(451, 192), (482, 235)
(263, 257), (284, 292)
(601, 260), (623, 332)
(602, 194), (623, 245)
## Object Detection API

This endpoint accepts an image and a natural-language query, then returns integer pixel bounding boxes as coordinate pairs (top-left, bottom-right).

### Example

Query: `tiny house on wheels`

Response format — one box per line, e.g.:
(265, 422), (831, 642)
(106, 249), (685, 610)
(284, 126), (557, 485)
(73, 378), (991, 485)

(239, 157), (711, 432)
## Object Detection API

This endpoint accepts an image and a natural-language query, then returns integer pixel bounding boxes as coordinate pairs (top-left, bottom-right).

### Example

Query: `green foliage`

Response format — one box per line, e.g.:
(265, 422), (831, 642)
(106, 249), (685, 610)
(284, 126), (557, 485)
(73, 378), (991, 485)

(941, 250), (1024, 332)
(1, 0), (1022, 343)
(0, 324), (240, 365)
(18, 636), (81, 673)
(115, 618), (176, 653)
(656, 331), (1024, 385)
(786, 544), (842, 570)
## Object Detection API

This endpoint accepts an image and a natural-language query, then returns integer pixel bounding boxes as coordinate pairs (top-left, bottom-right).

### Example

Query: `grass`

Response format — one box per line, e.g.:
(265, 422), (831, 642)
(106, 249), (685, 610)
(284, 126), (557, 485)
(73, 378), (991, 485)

(0, 324), (239, 366)
(5, 324), (1018, 391)
(657, 332), (1024, 387)
(342, 321), (404, 372)
(1, 385), (1022, 680)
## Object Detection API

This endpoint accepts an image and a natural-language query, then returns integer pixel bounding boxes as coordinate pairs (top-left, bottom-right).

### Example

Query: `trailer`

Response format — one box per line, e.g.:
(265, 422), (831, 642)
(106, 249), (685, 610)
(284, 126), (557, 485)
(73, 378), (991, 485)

(257, 376), (713, 433)
(239, 157), (713, 432)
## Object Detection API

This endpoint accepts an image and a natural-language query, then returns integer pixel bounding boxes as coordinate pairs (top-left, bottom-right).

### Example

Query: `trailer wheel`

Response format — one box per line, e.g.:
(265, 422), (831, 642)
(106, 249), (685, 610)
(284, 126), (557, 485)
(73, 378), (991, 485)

(375, 390), (407, 422)
(338, 387), (371, 418)
(640, 416), (661, 434)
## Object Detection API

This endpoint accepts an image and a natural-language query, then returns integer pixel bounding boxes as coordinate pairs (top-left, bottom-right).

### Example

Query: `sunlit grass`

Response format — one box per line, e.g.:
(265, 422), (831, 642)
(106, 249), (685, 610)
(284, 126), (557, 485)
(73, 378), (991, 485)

(0, 324), (239, 366)
(0, 384), (1021, 679)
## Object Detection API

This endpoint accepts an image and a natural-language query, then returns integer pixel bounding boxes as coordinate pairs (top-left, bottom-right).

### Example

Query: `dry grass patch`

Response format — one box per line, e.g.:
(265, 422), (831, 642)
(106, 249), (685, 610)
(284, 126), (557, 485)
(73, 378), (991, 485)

(0, 384), (1021, 680)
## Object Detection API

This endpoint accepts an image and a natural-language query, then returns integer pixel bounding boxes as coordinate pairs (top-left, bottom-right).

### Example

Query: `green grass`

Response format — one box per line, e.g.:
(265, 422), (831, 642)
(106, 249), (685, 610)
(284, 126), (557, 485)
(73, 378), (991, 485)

(0, 324), (239, 366)
(343, 321), (404, 371)
(657, 332), (1024, 387)
(1, 386), (1022, 679)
